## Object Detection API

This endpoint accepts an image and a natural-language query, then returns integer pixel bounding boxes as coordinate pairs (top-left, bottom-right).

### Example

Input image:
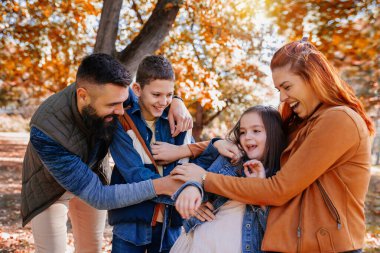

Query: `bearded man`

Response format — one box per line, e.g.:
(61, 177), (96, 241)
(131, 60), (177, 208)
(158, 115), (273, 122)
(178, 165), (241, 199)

(21, 53), (192, 253)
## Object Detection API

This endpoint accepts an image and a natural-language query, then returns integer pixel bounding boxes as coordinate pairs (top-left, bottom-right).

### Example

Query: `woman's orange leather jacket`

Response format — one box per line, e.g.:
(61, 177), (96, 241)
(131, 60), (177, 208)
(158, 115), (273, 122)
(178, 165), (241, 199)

(190, 105), (371, 252)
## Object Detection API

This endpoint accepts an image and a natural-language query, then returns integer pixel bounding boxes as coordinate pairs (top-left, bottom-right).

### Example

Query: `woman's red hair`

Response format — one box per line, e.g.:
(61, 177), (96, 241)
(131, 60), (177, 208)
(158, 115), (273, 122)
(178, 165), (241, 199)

(270, 40), (374, 135)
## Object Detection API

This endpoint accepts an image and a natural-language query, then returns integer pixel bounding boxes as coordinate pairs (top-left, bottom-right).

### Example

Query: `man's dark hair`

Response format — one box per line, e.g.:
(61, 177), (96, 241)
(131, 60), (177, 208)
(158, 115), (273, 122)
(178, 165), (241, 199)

(76, 53), (132, 87)
(136, 55), (175, 88)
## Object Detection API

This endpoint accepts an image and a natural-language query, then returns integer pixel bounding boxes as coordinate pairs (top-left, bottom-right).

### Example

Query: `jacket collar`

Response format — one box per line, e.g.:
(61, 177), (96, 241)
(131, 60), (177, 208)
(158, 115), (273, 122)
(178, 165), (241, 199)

(305, 102), (328, 121)
(282, 103), (330, 155)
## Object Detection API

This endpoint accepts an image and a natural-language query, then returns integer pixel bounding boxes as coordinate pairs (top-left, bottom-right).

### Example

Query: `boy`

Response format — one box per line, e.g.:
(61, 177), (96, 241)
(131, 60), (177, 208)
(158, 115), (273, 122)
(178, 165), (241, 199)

(109, 55), (192, 252)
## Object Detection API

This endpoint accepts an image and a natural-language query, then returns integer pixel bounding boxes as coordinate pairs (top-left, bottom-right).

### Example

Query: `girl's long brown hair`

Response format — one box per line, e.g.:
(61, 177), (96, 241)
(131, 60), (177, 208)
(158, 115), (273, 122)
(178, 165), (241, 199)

(270, 39), (374, 135)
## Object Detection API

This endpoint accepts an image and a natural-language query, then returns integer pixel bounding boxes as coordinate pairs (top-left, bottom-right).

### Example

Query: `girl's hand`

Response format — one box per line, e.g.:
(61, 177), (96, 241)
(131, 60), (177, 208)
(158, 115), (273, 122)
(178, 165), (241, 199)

(171, 163), (206, 184)
(175, 186), (202, 219)
(193, 202), (215, 222)
(152, 141), (191, 165)
(214, 140), (242, 164)
(243, 159), (266, 179)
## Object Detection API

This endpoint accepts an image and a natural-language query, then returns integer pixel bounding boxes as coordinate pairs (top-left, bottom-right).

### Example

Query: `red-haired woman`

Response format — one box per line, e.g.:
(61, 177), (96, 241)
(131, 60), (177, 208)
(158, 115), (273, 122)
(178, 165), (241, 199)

(171, 38), (374, 253)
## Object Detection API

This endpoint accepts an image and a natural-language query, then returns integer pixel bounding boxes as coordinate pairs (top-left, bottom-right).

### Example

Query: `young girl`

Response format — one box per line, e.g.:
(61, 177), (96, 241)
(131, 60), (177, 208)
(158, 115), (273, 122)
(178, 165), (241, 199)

(170, 105), (286, 253)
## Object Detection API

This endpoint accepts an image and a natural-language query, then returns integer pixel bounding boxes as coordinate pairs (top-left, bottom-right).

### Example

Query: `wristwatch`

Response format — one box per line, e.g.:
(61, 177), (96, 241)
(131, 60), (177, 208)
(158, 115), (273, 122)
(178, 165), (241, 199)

(201, 172), (207, 187)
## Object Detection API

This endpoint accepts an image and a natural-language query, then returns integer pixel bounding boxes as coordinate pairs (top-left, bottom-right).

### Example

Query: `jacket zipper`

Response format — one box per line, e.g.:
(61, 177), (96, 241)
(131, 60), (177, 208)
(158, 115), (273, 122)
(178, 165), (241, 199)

(316, 180), (342, 230)
(297, 191), (306, 253)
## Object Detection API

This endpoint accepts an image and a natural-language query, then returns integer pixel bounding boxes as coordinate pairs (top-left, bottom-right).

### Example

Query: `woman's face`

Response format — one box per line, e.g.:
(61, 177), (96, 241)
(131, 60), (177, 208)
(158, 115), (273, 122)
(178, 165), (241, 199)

(272, 64), (321, 119)
(239, 112), (267, 161)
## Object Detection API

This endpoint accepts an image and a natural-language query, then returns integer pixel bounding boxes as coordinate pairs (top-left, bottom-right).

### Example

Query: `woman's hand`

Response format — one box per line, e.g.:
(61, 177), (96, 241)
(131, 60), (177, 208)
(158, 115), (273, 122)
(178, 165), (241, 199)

(214, 139), (242, 163)
(152, 141), (192, 165)
(169, 98), (193, 137)
(175, 186), (202, 219)
(243, 159), (266, 179)
(171, 163), (206, 184)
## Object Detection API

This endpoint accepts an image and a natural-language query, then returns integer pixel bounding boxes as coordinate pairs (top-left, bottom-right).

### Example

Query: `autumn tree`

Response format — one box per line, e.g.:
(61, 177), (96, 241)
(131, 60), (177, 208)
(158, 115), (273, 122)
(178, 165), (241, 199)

(0, 0), (101, 105)
(265, 0), (380, 110)
(1, 0), (272, 140)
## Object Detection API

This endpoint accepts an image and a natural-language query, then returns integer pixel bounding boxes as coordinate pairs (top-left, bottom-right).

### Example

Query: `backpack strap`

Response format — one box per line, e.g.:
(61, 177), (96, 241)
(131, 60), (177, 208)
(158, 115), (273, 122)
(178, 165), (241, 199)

(118, 113), (159, 171)
(118, 113), (163, 226)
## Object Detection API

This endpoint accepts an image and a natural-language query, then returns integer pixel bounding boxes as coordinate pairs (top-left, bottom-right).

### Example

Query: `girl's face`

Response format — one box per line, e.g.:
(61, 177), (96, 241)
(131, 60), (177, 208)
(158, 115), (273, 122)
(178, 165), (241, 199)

(239, 112), (267, 161)
(272, 64), (321, 119)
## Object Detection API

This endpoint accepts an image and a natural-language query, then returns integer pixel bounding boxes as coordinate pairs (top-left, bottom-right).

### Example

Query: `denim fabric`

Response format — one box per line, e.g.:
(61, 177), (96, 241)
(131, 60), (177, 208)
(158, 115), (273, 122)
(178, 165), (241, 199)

(109, 95), (193, 251)
(112, 223), (170, 253)
(30, 127), (157, 210)
(173, 155), (268, 253)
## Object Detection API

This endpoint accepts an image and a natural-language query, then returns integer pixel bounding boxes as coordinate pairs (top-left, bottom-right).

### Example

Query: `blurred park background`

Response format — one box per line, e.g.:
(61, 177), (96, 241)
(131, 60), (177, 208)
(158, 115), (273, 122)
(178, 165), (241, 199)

(0, 0), (379, 252)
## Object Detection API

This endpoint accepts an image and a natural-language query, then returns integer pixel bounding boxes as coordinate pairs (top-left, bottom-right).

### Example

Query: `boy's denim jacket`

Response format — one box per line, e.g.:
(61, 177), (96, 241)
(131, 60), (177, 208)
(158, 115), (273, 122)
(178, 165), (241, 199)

(108, 93), (217, 251)
(173, 153), (269, 253)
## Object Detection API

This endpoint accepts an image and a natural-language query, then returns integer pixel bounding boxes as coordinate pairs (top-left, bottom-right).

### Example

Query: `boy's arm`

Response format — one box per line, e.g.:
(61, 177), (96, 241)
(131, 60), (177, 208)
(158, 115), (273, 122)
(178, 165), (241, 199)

(153, 139), (241, 164)
(187, 141), (210, 158)
(191, 139), (222, 169)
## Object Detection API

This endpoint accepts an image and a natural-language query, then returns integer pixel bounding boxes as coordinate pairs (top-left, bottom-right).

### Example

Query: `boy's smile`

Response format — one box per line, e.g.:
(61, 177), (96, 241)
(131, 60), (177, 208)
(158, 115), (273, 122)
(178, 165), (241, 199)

(133, 79), (175, 121)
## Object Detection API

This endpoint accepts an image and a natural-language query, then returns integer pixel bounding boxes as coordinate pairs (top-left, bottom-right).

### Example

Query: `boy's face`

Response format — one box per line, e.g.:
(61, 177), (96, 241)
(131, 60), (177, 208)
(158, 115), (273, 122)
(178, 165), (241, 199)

(133, 79), (174, 121)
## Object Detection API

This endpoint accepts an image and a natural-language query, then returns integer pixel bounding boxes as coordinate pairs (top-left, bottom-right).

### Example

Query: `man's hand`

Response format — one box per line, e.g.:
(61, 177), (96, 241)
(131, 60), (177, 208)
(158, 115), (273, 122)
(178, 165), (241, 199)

(175, 186), (202, 219)
(170, 163), (206, 184)
(152, 141), (192, 165)
(214, 139), (242, 163)
(152, 176), (183, 196)
(169, 98), (193, 137)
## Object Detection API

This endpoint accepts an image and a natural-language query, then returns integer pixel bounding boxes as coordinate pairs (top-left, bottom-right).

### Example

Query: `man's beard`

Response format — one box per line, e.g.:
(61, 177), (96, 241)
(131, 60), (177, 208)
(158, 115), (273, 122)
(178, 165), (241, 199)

(81, 105), (118, 144)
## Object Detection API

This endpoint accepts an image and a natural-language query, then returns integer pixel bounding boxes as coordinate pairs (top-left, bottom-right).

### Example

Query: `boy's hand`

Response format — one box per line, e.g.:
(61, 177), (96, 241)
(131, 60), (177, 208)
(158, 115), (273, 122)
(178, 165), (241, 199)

(175, 186), (202, 219)
(243, 159), (266, 178)
(214, 139), (242, 164)
(169, 98), (193, 137)
(152, 141), (192, 165)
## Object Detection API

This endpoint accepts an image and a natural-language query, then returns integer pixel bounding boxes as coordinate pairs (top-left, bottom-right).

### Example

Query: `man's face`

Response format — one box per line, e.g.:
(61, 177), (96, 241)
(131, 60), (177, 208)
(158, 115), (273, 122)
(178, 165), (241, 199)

(86, 83), (129, 121)
(78, 83), (129, 140)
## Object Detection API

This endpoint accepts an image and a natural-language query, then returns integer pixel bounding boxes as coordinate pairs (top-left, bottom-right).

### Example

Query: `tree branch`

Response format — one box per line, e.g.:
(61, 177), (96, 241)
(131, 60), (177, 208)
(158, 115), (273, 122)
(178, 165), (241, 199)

(118, 0), (183, 75)
(131, 0), (144, 25)
(94, 0), (123, 55)
(203, 103), (228, 126)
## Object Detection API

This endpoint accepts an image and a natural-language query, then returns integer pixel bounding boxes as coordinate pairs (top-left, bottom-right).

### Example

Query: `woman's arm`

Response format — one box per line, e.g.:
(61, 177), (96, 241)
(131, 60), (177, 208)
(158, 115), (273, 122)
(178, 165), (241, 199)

(152, 139), (241, 164)
(174, 109), (363, 206)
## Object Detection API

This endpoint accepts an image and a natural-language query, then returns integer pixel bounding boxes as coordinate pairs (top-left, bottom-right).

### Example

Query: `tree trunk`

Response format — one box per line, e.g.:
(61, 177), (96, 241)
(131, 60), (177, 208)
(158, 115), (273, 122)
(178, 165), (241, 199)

(94, 0), (123, 55)
(94, 0), (182, 75)
(117, 0), (182, 75)
(193, 101), (204, 141)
